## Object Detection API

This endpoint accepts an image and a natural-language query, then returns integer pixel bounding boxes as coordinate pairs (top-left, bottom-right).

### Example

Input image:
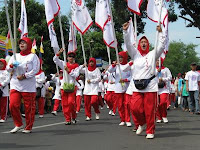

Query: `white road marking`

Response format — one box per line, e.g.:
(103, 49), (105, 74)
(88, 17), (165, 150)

(2, 122), (66, 134)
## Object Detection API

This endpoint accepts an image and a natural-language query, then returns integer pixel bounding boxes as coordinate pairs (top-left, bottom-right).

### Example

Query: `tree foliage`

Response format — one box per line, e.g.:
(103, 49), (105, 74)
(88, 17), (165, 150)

(164, 41), (199, 76)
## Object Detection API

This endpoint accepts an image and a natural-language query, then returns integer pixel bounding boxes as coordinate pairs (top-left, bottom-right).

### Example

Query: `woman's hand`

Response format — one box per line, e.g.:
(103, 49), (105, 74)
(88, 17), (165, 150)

(123, 22), (129, 31)
(156, 25), (162, 33)
(87, 79), (91, 84)
(64, 66), (69, 72)
(17, 75), (26, 80)
(56, 48), (64, 56)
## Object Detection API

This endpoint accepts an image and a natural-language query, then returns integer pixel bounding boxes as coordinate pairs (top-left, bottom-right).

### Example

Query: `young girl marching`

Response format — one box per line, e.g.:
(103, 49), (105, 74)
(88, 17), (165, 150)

(0, 59), (10, 123)
(79, 58), (101, 120)
(53, 49), (79, 125)
(7, 37), (40, 133)
(108, 51), (131, 126)
(35, 60), (46, 118)
(123, 23), (166, 139)
(156, 59), (172, 123)
(76, 74), (84, 113)
(51, 70), (63, 116)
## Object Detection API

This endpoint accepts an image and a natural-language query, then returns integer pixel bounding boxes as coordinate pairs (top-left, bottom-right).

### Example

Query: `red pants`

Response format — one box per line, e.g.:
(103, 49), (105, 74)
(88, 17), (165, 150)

(157, 93), (168, 120)
(9, 89), (36, 130)
(167, 93), (171, 108)
(125, 94), (131, 122)
(98, 95), (104, 107)
(61, 90), (76, 122)
(53, 99), (61, 111)
(105, 91), (114, 110)
(131, 92), (157, 134)
(170, 93), (175, 103)
(36, 97), (45, 115)
(113, 93), (125, 122)
(0, 97), (8, 120)
(76, 95), (82, 112)
(84, 95), (100, 118)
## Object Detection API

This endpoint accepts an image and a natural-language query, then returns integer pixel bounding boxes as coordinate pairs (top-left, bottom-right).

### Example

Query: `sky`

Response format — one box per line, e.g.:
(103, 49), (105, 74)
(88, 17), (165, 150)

(36, 0), (200, 55)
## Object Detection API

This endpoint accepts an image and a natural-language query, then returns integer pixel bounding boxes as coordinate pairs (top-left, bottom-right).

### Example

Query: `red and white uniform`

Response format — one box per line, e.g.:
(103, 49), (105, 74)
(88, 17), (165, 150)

(102, 71), (115, 111)
(35, 71), (46, 116)
(0, 59), (10, 121)
(53, 55), (79, 122)
(78, 58), (101, 118)
(7, 37), (40, 131)
(52, 74), (62, 112)
(108, 51), (131, 123)
(76, 79), (84, 112)
(156, 67), (172, 120)
(169, 81), (176, 104)
(124, 29), (166, 134)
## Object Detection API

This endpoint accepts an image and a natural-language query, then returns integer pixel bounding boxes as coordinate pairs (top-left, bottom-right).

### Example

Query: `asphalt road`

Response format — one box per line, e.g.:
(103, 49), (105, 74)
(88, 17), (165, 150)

(0, 107), (199, 150)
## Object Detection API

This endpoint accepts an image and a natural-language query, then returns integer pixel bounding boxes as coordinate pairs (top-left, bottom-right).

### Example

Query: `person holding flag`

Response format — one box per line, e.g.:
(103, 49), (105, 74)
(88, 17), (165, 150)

(7, 37), (40, 133)
(53, 49), (79, 125)
(123, 22), (166, 139)
(107, 51), (131, 126)
(0, 59), (10, 123)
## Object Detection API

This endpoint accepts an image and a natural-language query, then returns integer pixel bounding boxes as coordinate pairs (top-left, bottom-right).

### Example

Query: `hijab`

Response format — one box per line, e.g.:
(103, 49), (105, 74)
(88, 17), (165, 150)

(118, 51), (128, 65)
(137, 36), (150, 56)
(19, 37), (32, 56)
(88, 57), (96, 71)
(0, 59), (7, 70)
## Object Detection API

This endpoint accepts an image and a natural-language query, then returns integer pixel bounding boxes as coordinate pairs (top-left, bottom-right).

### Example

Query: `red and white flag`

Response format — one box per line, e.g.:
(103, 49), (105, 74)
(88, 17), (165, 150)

(127, 0), (143, 15)
(68, 24), (77, 52)
(71, 0), (93, 35)
(31, 38), (37, 54)
(18, 0), (28, 38)
(95, 0), (110, 30)
(147, 0), (168, 24)
(44, 0), (60, 52)
(103, 19), (117, 49)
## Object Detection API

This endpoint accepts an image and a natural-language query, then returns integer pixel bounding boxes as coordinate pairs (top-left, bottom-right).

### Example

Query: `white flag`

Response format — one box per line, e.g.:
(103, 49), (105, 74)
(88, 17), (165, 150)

(71, 0), (93, 35)
(68, 24), (77, 52)
(127, 0), (143, 15)
(147, 0), (168, 24)
(18, 0), (28, 38)
(95, 0), (110, 30)
(103, 20), (117, 48)
(44, 0), (60, 52)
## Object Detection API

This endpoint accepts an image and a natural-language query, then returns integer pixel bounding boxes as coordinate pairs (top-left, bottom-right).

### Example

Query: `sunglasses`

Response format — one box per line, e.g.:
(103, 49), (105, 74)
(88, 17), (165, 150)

(68, 55), (75, 58)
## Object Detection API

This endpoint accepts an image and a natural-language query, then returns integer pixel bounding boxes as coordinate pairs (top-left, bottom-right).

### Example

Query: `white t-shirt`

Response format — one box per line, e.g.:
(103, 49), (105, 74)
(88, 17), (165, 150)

(185, 70), (200, 91)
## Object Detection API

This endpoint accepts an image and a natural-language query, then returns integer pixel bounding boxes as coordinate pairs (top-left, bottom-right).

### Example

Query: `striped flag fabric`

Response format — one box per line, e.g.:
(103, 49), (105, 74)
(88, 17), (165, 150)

(68, 24), (77, 52)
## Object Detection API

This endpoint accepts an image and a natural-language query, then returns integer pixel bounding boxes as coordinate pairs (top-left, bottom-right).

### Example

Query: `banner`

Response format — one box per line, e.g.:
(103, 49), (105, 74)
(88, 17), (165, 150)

(0, 35), (12, 52)
(18, 0), (28, 38)
(68, 24), (77, 52)
(71, 0), (93, 34)
(127, 0), (143, 15)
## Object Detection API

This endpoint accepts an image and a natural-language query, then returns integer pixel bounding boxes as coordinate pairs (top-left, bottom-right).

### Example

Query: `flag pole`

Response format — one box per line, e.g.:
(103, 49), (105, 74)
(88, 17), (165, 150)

(79, 32), (88, 78)
(134, 14), (137, 46)
(107, 0), (122, 80)
(151, 0), (163, 75)
(106, 46), (111, 65)
(13, 0), (17, 56)
(58, 12), (69, 83)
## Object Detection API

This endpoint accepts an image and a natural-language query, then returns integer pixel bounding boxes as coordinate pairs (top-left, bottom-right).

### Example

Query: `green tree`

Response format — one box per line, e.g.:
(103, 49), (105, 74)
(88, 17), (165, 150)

(164, 41), (199, 76)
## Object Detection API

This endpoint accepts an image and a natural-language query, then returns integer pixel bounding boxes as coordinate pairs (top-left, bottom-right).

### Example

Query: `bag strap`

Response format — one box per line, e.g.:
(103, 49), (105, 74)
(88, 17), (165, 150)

(149, 75), (156, 80)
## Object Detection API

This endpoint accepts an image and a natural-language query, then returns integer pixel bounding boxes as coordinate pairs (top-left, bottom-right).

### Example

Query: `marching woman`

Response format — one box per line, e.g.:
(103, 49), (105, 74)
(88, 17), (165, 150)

(170, 77), (176, 108)
(123, 23), (166, 139)
(102, 70), (116, 115)
(108, 51), (131, 126)
(53, 49), (79, 125)
(0, 59), (10, 123)
(7, 37), (40, 133)
(76, 75), (84, 113)
(35, 60), (46, 118)
(156, 59), (172, 123)
(51, 70), (63, 116)
(79, 58), (101, 120)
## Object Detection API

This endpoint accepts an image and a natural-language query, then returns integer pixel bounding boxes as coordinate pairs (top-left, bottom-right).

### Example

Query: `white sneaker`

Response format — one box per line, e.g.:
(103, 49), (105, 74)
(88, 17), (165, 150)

(126, 122), (132, 127)
(146, 134), (154, 139)
(10, 126), (23, 133)
(76, 111), (79, 114)
(51, 111), (57, 116)
(106, 105), (109, 109)
(162, 117), (168, 123)
(85, 116), (91, 121)
(109, 110), (112, 115)
(22, 130), (32, 133)
(136, 125), (144, 135)
(0, 119), (5, 123)
(156, 120), (162, 123)
(119, 122), (125, 126)
(100, 107), (104, 110)
(96, 113), (100, 120)
(111, 112), (115, 116)
(39, 115), (44, 118)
